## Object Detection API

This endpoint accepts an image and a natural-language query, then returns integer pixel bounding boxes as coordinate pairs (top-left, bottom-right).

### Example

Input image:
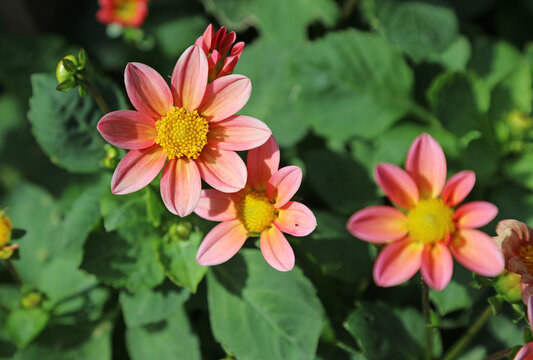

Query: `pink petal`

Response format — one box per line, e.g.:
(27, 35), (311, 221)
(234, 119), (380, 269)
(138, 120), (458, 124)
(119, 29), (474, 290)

(247, 135), (280, 191)
(405, 133), (447, 199)
(208, 115), (271, 151)
(454, 201), (498, 229)
(451, 229), (504, 277)
(421, 243), (453, 291)
(198, 75), (251, 122)
(346, 205), (409, 243)
(260, 225), (295, 271)
(196, 220), (248, 266)
(528, 295), (533, 329)
(160, 158), (201, 217)
(171, 45), (208, 111)
(274, 201), (317, 237)
(196, 147), (247, 193)
(267, 166), (302, 208)
(97, 110), (156, 149)
(375, 163), (419, 209)
(373, 238), (424, 287)
(111, 145), (167, 195)
(194, 189), (240, 221)
(514, 343), (533, 360)
(442, 170), (476, 207)
(125, 62), (173, 119)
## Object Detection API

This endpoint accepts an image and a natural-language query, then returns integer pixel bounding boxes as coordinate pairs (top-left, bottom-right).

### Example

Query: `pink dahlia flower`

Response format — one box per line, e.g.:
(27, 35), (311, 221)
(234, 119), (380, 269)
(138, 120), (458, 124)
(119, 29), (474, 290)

(494, 219), (533, 304)
(97, 45), (271, 217)
(195, 24), (245, 82)
(96, 0), (149, 28)
(347, 133), (504, 290)
(194, 136), (317, 271)
(515, 296), (533, 360)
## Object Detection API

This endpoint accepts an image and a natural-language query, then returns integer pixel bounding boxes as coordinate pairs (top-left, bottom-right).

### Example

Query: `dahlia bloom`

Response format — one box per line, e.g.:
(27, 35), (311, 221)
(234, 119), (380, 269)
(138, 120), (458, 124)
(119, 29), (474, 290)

(347, 133), (504, 290)
(195, 24), (245, 82)
(97, 45), (271, 217)
(494, 219), (533, 303)
(194, 136), (316, 271)
(515, 296), (533, 360)
(96, 0), (149, 28)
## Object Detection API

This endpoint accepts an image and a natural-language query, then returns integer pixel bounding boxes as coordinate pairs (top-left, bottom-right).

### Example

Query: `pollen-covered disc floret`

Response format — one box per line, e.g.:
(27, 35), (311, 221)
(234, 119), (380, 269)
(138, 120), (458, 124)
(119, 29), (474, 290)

(408, 198), (455, 244)
(238, 190), (276, 234)
(155, 107), (209, 160)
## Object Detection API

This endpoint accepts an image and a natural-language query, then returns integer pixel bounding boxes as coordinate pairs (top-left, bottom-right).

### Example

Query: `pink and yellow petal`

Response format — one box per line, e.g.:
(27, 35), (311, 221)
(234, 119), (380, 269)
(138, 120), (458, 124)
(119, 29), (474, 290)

(111, 145), (167, 195)
(373, 238), (424, 287)
(260, 226), (295, 272)
(515, 343), (533, 360)
(247, 135), (280, 191)
(196, 220), (248, 266)
(405, 133), (447, 199)
(160, 158), (201, 217)
(208, 115), (271, 151)
(125, 62), (173, 119)
(421, 243), (453, 291)
(451, 229), (504, 277)
(196, 147), (247, 193)
(194, 189), (241, 222)
(441, 170), (476, 207)
(199, 75), (251, 122)
(454, 201), (498, 229)
(375, 163), (419, 209)
(97, 110), (156, 149)
(274, 201), (317, 237)
(346, 205), (409, 243)
(171, 45), (208, 111)
(267, 166), (302, 207)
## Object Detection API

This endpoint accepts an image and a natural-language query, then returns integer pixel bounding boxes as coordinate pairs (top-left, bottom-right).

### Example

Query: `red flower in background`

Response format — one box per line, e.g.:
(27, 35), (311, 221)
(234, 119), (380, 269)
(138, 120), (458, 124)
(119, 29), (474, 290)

(195, 24), (245, 81)
(96, 0), (149, 28)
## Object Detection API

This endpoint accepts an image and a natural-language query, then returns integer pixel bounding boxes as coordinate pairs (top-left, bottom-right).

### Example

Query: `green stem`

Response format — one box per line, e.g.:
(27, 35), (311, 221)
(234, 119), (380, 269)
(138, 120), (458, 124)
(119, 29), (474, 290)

(422, 278), (433, 360)
(442, 306), (493, 360)
(483, 347), (514, 360)
(81, 77), (110, 114)
(4, 259), (22, 286)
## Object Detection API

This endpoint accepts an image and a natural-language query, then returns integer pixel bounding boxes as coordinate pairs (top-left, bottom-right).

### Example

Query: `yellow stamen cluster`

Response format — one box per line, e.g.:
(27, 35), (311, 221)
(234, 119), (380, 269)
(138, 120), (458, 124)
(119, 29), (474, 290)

(0, 212), (12, 248)
(155, 107), (209, 160)
(408, 198), (455, 244)
(238, 190), (276, 234)
(115, 0), (137, 20)
(519, 244), (533, 274)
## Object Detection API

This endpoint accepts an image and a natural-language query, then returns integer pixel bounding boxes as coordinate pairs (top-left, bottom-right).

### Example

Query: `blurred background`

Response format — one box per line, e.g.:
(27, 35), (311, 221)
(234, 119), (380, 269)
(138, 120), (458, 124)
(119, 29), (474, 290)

(1, 0), (533, 359)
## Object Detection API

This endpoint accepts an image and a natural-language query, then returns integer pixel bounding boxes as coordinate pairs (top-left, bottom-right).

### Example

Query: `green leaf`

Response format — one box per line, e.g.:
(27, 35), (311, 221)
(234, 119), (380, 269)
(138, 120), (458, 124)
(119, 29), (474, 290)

(5, 308), (49, 348)
(120, 283), (190, 328)
(295, 29), (414, 142)
(427, 36), (472, 71)
(28, 73), (127, 173)
(145, 186), (164, 228)
(154, 231), (207, 293)
(362, 0), (459, 62)
(125, 307), (201, 360)
(154, 16), (208, 58)
(427, 72), (490, 136)
(207, 249), (324, 360)
(81, 224), (165, 291)
(100, 190), (147, 232)
(304, 148), (375, 215)
(430, 279), (474, 316)
(345, 302), (441, 360)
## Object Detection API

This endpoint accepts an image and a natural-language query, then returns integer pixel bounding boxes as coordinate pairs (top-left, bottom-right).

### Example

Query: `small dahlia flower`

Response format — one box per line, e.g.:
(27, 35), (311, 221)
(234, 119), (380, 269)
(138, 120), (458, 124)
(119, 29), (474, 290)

(515, 296), (533, 360)
(97, 45), (271, 217)
(347, 133), (504, 290)
(96, 0), (149, 28)
(194, 136), (316, 271)
(195, 24), (244, 82)
(494, 219), (533, 303)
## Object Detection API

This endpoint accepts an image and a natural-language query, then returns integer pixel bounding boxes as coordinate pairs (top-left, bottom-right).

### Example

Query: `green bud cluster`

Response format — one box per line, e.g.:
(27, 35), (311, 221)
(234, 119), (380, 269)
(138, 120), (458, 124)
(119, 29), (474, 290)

(55, 48), (88, 97)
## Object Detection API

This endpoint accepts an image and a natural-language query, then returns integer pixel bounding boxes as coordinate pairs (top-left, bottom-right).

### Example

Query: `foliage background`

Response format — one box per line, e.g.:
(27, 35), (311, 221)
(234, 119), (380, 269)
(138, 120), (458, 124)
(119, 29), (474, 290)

(1, 0), (533, 359)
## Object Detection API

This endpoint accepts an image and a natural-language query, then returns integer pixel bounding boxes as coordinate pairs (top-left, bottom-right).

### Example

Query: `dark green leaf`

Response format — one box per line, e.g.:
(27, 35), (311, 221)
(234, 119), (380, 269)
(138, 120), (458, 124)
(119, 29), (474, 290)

(5, 308), (49, 348)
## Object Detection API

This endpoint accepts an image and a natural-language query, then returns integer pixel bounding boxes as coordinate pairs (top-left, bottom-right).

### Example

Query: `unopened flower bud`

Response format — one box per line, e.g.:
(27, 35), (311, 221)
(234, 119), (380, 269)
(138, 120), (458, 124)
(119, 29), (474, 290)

(21, 291), (43, 309)
(494, 270), (522, 303)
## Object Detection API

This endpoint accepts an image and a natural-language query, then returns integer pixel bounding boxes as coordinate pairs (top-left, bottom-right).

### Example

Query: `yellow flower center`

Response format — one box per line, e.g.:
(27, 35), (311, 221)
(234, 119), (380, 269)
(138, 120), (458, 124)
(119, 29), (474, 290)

(407, 198), (455, 244)
(115, 0), (138, 21)
(238, 190), (276, 234)
(0, 213), (12, 248)
(519, 244), (533, 274)
(155, 107), (209, 160)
